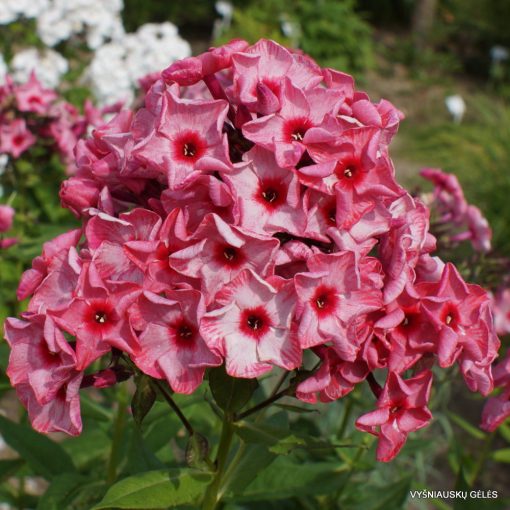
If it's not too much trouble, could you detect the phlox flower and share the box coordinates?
[296,346,369,403]
[223,146,306,235]
[55,263,141,370]
[134,90,231,189]
[130,290,221,394]
[170,213,279,303]
[230,38,322,114]
[242,78,344,168]
[481,350,510,431]
[4,314,82,435]
[200,269,301,378]
[0,205,15,232]
[356,370,433,462]
[294,251,382,360]
[14,71,57,114]
[0,118,36,158]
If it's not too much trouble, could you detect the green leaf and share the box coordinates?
[447,412,487,440]
[453,468,477,510]
[80,394,113,422]
[131,374,156,427]
[37,476,106,510]
[0,459,24,482]
[61,428,110,471]
[498,422,510,443]
[142,410,181,456]
[235,416,357,456]
[342,477,411,510]
[492,448,510,463]
[0,415,75,479]
[226,457,347,502]
[121,427,164,476]
[208,365,258,413]
[221,444,277,497]
[268,435,306,455]
[93,469,213,509]
[36,473,87,510]
[0,486,17,506]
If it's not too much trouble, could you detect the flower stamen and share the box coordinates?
[95,311,107,324]
[262,188,278,203]
[223,247,237,261]
[178,325,193,339]
[247,315,263,330]
[183,143,196,157]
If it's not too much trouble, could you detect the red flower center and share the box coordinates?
[214,243,245,268]
[12,135,25,147]
[312,285,338,316]
[334,158,363,188]
[256,179,286,210]
[171,318,196,347]
[248,316,263,329]
[223,247,236,261]
[95,311,108,324]
[240,306,271,339]
[262,188,278,202]
[178,324,193,338]
[261,77,281,97]
[327,207,336,225]
[320,198,337,227]
[172,131,206,163]
[399,306,421,332]
[38,343,61,367]
[183,143,197,157]
[440,302,460,330]
[85,299,116,334]
[155,243,171,261]
[283,117,312,143]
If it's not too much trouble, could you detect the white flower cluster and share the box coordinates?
[84,22,191,105]
[0,0,192,104]
[10,48,69,89]
[37,0,124,49]
[0,0,48,25]
[0,0,124,50]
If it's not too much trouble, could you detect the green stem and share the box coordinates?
[216,372,289,499]
[235,363,321,422]
[331,441,367,504]
[336,398,353,440]
[235,386,291,421]
[217,441,246,500]
[153,379,194,435]
[270,371,289,398]
[202,416,235,510]
[106,387,128,485]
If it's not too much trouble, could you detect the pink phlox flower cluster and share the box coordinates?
[491,289,510,336]
[0,204,17,248]
[420,168,492,253]
[481,350,510,432]
[0,72,121,174]
[3,40,500,462]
